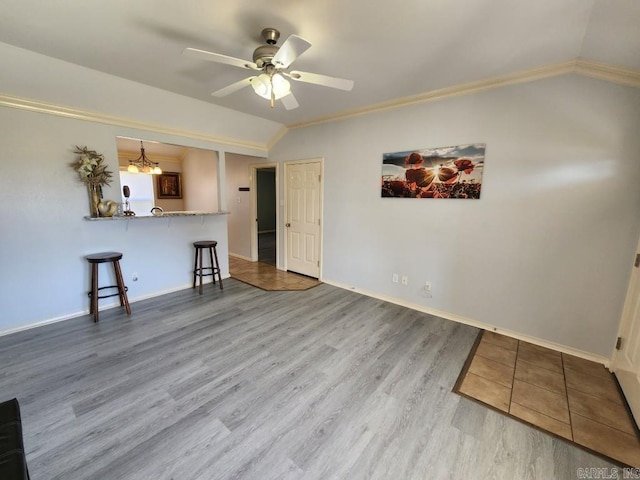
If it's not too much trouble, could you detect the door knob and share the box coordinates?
[285,223,291,227]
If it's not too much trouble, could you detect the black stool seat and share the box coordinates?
[193,241,223,294]
[86,252,124,263]
[193,241,217,248]
[85,251,131,322]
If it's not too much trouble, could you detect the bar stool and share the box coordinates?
[85,252,131,322]
[192,241,223,294]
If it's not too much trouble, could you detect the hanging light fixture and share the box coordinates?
[250,71,291,108]
[127,141,162,174]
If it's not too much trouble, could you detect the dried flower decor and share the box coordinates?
[71,146,113,187]
[71,146,113,217]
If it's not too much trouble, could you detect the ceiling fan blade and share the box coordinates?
[211,77,255,97]
[280,92,299,110]
[287,71,354,91]
[272,35,312,68]
[183,48,259,70]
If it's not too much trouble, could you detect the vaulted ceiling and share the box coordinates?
[1,0,638,126]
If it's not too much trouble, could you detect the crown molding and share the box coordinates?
[284,59,640,131]
[574,59,640,88]
[285,61,576,130]
[0,93,268,154]
[2,58,637,154]
[266,125,289,151]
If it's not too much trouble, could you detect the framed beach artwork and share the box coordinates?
[381,143,485,199]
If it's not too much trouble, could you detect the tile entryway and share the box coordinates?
[229,256,321,291]
[455,330,640,467]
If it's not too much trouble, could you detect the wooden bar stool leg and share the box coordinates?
[208,247,215,285]
[198,248,204,294]
[192,247,199,289]
[213,244,223,290]
[90,263,99,322]
[115,265,124,307]
[113,260,131,315]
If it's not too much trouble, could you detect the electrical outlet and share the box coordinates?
[401,275,408,286]
[424,281,431,291]
[392,273,399,283]
[132,272,138,282]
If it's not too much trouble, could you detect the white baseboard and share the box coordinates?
[0,311,87,337]
[0,276,232,339]
[323,278,612,368]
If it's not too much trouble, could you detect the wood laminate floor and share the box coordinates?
[0,280,616,479]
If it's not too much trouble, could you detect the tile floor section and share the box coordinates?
[228,256,321,291]
[455,330,640,467]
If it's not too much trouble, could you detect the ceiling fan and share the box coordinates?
[183,28,354,110]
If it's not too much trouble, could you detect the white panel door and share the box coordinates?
[285,161,321,278]
[613,239,640,425]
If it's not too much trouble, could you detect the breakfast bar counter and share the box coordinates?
[83,211,229,220]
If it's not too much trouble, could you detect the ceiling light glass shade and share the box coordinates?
[251,73,291,100]
[153,166,163,174]
[127,163,139,173]
[251,74,271,99]
[271,74,290,99]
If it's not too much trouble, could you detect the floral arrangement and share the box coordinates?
[71,146,113,187]
[71,146,114,217]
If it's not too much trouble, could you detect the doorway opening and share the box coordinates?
[257,167,276,265]
[250,163,278,266]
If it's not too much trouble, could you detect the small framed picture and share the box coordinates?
[157,172,182,199]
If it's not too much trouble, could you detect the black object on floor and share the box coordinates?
[0,398,30,480]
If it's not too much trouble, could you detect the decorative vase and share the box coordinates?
[88,184,101,217]
[98,200,117,217]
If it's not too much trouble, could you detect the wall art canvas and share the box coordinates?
[157,172,182,199]
[381,143,485,199]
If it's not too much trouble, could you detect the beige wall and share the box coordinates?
[225,153,268,259]
[182,148,219,212]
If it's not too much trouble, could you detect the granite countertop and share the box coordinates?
[84,211,229,220]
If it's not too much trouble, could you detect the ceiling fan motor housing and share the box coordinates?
[254,28,281,68]
[253,44,279,68]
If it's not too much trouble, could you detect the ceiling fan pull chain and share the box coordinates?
[270,75,275,108]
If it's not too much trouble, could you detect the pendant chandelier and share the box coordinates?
[127,141,162,175]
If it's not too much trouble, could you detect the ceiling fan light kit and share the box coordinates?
[250,73,291,102]
[183,27,354,110]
